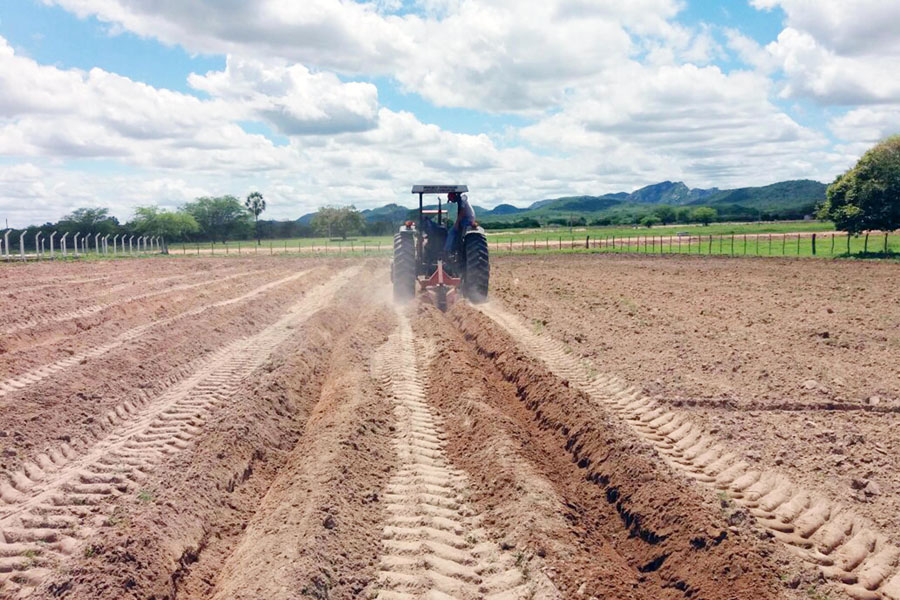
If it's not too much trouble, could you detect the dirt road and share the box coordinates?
[0,254,897,600]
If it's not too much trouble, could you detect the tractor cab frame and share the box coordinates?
[392,184,490,310]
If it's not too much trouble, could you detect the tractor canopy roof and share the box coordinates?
[411,185,468,194]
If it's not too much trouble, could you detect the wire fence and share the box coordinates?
[8,231,897,261]
[486,230,899,258]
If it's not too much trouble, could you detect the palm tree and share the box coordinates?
[245,191,266,245]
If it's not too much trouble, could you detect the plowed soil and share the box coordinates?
[1,253,897,600]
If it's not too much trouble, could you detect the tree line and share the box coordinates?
[1,194,402,251]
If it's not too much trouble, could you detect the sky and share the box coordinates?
[0,0,898,227]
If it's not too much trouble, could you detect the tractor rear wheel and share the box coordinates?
[393,232,416,302]
[462,232,490,303]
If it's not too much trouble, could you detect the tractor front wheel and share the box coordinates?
[393,232,416,302]
[462,232,489,303]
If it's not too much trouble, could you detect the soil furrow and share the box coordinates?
[0,269,311,398]
[0,267,358,598]
[372,311,546,600]
[1,270,253,336]
[475,300,900,600]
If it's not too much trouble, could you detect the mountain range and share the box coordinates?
[298,179,827,224]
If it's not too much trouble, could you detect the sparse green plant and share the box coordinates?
[83,545,97,558]
[531,319,544,335]
[136,490,153,503]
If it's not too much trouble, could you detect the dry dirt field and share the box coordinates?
[0,254,897,600]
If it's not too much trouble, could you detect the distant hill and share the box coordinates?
[489,203,522,215]
[696,180,826,209]
[297,179,827,225]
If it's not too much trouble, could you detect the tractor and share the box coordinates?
[391,184,490,310]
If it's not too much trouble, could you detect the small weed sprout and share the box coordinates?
[137,490,153,503]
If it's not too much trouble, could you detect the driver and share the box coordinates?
[445,192,475,254]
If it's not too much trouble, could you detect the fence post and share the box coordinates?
[812,233,816,256]
[730,234,734,256]
[743,234,747,255]
[830,233,835,255]
[708,235,713,254]
[755,234,759,255]
[797,234,801,255]
[270,240,273,255]
[782,234,786,255]
[863,232,869,253]
[585,235,589,249]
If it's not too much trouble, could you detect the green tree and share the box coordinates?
[312,205,365,240]
[131,206,199,241]
[640,214,661,228]
[245,191,266,245]
[57,207,120,236]
[653,205,676,224]
[818,135,900,236]
[675,207,693,223]
[691,206,718,226]
[182,196,252,242]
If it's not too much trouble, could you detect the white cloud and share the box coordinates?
[41,0,692,113]
[188,57,379,135]
[520,62,838,187]
[829,106,900,147]
[751,0,900,56]
[747,0,900,107]
[764,28,900,105]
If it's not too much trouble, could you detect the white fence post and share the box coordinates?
[50,231,57,258]
[3,230,9,261]
[73,233,80,257]
[129,235,134,255]
[93,233,100,254]
[19,231,26,261]
[35,232,42,259]
[103,234,110,255]
[113,234,119,256]
[61,232,68,258]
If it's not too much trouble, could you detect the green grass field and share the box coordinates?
[489,231,900,259]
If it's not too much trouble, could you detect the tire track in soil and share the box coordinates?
[372,310,543,600]
[0,267,358,598]
[3,276,112,296]
[477,301,900,600]
[0,269,312,399]
[1,271,254,335]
